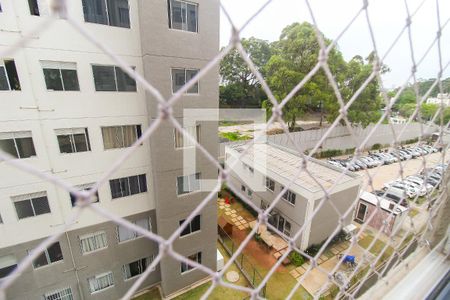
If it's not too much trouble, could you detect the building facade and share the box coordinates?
[426,93,450,106]
[225,143,362,250]
[0,0,219,299]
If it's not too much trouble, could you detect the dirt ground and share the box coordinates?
[356,151,450,191]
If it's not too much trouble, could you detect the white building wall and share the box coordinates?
[0,0,155,248]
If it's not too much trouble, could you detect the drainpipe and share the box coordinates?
[65,232,84,300]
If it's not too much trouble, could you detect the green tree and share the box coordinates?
[219,37,272,108]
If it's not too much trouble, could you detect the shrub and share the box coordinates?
[371,143,382,150]
[254,233,263,244]
[289,251,305,267]
[316,149,344,159]
[305,243,323,256]
[344,147,356,155]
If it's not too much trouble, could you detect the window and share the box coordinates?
[179,215,200,237]
[101,125,141,149]
[82,0,130,28]
[243,163,254,174]
[177,173,201,195]
[56,128,91,154]
[241,185,246,192]
[168,0,198,33]
[31,242,63,269]
[356,202,368,222]
[171,68,199,93]
[0,60,21,90]
[92,65,136,91]
[122,256,154,280]
[87,271,114,293]
[181,252,201,273]
[12,192,50,219]
[41,61,80,91]
[28,0,39,15]
[0,131,36,159]
[79,231,108,254]
[117,217,151,242]
[281,187,296,205]
[43,287,74,300]
[110,174,147,199]
[0,213,3,224]
[174,125,200,148]
[69,183,99,207]
[265,177,275,192]
[0,255,17,279]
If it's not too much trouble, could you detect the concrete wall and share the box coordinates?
[138,0,220,296]
[2,210,160,300]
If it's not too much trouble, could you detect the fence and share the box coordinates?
[218,226,267,297]
[0,0,449,300]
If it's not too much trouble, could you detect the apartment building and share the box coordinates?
[0,0,219,299]
[225,143,361,250]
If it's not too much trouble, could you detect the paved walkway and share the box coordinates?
[218,198,250,230]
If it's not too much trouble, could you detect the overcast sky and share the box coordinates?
[220,0,450,89]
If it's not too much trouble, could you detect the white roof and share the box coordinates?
[227,143,359,193]
[360,191,408,215]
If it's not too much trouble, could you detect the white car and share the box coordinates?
[403,179,428,196]
[386,182,417,198]
[406,176,433,193]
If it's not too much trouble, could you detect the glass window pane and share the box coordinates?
[102,127,124,149]
[170,0,183,29]
[61,69,80,91]
[186,69,199,93]
[107,0,130,28]
[0,264,17,279]
[43,69,63,91]
[47,242,63,263]
[28,0,40,15]
[128,260,140,277]
[32,252,48,268]
[15,137,36,158]
[92,65,116,91]
[82,0,108,25]
[115,67,136,92]
[32,197,51,215]
[73,133,89,152]
[4,60,21,90]
[172,69,185,93]
[129,176,140,195]
[0,139,18,158]
[0,66,9,90]
[192,215,200,232]
[14,200,34,219]
[57,135,74,153]
[187,4,197,32]
[179,219,191,236]
[138,174,147,193]
[110,179,122,199]
[177,176,185,195]
[119,178,130,197]
[122,125,137,147]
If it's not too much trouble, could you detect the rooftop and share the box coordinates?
[359,191,408,215]
[227,143,359,194]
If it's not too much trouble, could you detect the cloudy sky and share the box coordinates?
[220,0,450,89]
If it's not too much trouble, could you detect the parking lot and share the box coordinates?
[356,151,450,191]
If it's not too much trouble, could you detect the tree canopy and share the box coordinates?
[220,22,387,129]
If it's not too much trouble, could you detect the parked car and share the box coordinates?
[384,187,409,207]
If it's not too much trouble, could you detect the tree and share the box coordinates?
[219,38,272,108]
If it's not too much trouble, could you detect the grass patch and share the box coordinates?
[415,196,427,205]
[219,131,251,141]
[408,208,420,218]
[358,235,394,263]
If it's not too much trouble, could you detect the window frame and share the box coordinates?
[174,124,200,149]
[43,287,73,300]
[87,271,114,294]
[82,0,131,28]
[171,68,200,94]
[176,173,201,196]
[180,252,201,274]
[0,254,17,279]
[168,0,199,33]
[41,61,80,92]
[101,125,142,150]
[92,64,136,92]
[179,215,201,237]
[56,128,91,154]
[69,183,99,207]
[12,192,50,220]
[280,187,296,205]
[79,231,108,254]
[265,177,275,192]
[0,131,36,159]
[122,256,154,280]
[0,60,21,91]
[116,217,152,243]
[30,242,64,269]
[109,174,147,199]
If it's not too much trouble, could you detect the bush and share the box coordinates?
[305,243,322,256]
[344,147,356,155]
[371,143,382,150]
[314,149,344,159]
[289,251,305,267]
[330,230,347,246]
